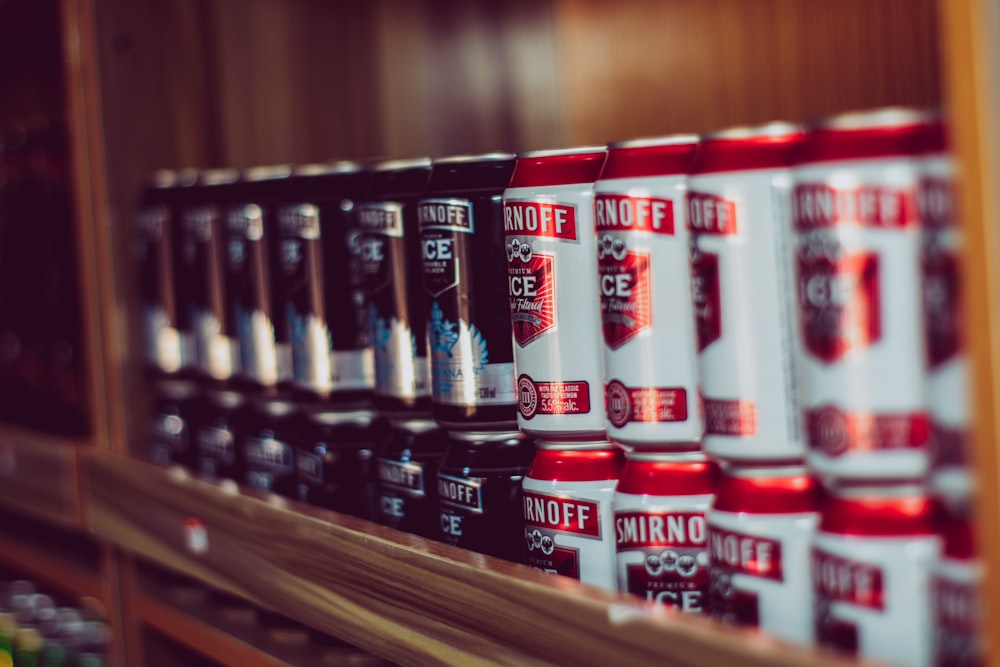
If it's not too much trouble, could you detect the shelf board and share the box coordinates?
[0,523,104,601]
[84,451,866,667]
[0,423,88,528]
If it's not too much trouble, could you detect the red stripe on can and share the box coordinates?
[713,471,820,515]
[688,125,803,175]
[616,456,718,496]
[819,490,939,537]
[599,138,698,180]
[508,149,607,188]
[525,447,625,482]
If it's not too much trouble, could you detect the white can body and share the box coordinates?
[592,176,703,446]
[932,556,982,667]
[502,184,606,438]
[688,169,803,461]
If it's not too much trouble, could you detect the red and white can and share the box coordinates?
[687,124,805,463]
[593,136,703,448]
[920,118,971,506]
[706,465,820,645]
[521,441,624,591]
[793,108,930,481]
[503,147,608,439]
[812,483,940,667]
[614,451,717,613]
[932,505,982,667]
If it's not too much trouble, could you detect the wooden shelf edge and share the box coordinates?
[0,531,104,601]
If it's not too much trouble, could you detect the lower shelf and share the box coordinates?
[84,451,862,667]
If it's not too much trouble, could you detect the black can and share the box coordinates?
[176,169,241,383]
[147,378,199,469]
[356,159,434,417]
[436,430,534,561]
[276,163,374,405]
[376,418,447,538]
[192,388,246,482]
[289,407,386,520]
[224,165,293,393]
[418,154,518,429]
[239,398,299,498]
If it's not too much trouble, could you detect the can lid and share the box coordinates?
[251,398,299,419]
[388,418,441,434]
[308,409,377,427]
[797,106,932,165]
[819,484,939,537]
[507,146,607,188]
[534,438,614,451]
[366,158,433,199]
[150,169,178,188]
[292,161,364,177]
[526,446,624,482]
[244,164,292,182]
[617,453,718,496]
[712,465,820,514]
[175,168,199,187]
[689,122,803,175]
[199,168,241,186]
[448,430,528,444]
[374,157,433,173]
[204,388,246,410]
[155,378,200,401]
[432,152,517,164]
[599,134,699,180]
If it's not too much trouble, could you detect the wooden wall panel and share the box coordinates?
[555,0,941,144]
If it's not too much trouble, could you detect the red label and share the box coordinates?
[598,240,651,349]
[690,246,722,351]
[687,192,738,236]
[507,243,556,346]
[919,178,956,230]
[708,568,760,627]
[708,526,783,581]
[517,376,590,420]
[522,491,602,537]
[812,548,885,610]
[703,397,756,436]
[797,250,881,363]
[923,247,961,368]
[605,382,688,428]
[594,194,675,235]
[626,556,709,613]
[805,405,929,457]
[793,184,918,230]
[504,201,578,240]
[524,534,580,579]
[616,511,707,549]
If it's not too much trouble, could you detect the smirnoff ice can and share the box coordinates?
[419,154,518,430]
[793,108,931,481]
[502,147,607,438]
[377,418,447,539]
[521,441,624,590]
[812,483,941,667]
[706,465,820,645]
[356,159,433,417]
[148,378,199,469]
[920,119,971,506]
[614,451,717,613]
[932,505,982,667]
[593,136,703,448]
[192,388,247,482]
[688,124,805,463]
[239,398,298,498]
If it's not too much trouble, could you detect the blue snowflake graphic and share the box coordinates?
[429,301,459,357]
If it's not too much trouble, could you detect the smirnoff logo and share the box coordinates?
[506,240,555,346]
[297,450,323,484]
[708,526,782,581]
[793,184,917,230]
[812,548,885,610]
[244,437,293,473]
[437,474,483,513]
[598,235,651,349]
[378,459,425,497]
[918,178,955,229]
[137,205,168,241]
[504,201,577,240]
[522,491,601,538]
[227,204,263,240]
[418,199,474,233]
[594,194,675,235]
[356,203,404,237]
[616,511,707,549]
[278,205,320,239]
[686,192,737,236]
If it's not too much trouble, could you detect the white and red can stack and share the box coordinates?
[706,465,820,645]
[614,451,717,613]
[502,147,608,439]
[686,124,805,464]
[931,505,982,667]
[592,136,703,448]
[792,108,931,482]
[812,483,940,667]
[521,441,624,591]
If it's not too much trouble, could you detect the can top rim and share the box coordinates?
[155,378,200,400]
[625,450,709,463]
[432,152,516,164]
[251,398,298,417]
[449,430,526,443]
[199,168,241,186]
[702,121,802,142]
[515,146,607,159]
[534,439,614,451]
[244,164,293,182]
[721,463,809,478]
[204,388,246,408]
[811,106,931,132]
[389,417,440,433]
[374,157,433,172]
[607,134,700,150]
[308,409,376,426]
[293,160,364,177]
[150,169,177,188]
[175,168,199,186]
[825,481,928,498]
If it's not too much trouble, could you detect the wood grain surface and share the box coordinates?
[0,424,86,527]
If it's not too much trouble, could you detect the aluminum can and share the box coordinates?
[436,430,534,560]
[277,163,374,404]
[176,169,242,382]
[418,154,518,429]
[192,388,247,482]
[919,119,971,505]
[812,483,940,667]
[148,377,199,470]
[502,147,607,438]
[288,407,386,520]
[224,165,293,392]
[688,124,805,463]
[932,505,982,667]
[593,136,703,448]
[238,398,299,498]
[793,108,930,481]
[706,465,820,645]
[377,418,448,538]
[614,451,717,613]
[521,441,624,591]
[355,159,434,417]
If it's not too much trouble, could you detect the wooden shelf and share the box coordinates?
[0,523,104,602]
[83,450,867,667]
